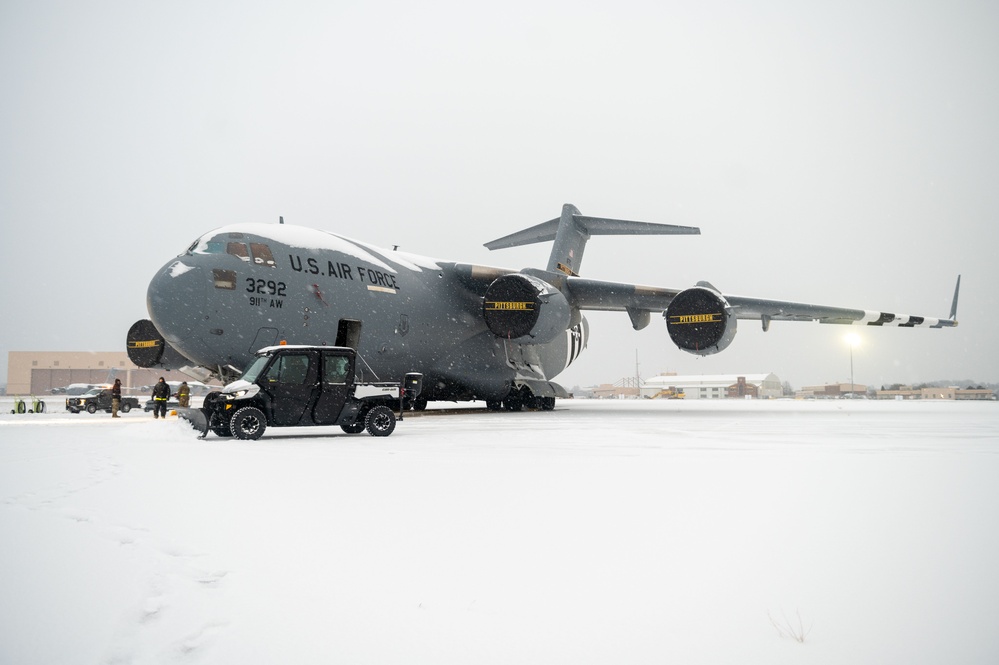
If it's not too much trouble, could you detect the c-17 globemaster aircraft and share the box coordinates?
[127,204,960,410]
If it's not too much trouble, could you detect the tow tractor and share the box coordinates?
[179,344,422,440]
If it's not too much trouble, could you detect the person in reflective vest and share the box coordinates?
[151,377,170,419]
[177,381,191,408]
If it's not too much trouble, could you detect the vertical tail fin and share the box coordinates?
[484,203,700,276]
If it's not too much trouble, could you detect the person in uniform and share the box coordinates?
[152,377,170,419]
[111,378,122,418]
[177,381,191,408]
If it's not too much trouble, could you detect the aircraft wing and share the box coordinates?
[443,262,959,330]
[565,275,961,329]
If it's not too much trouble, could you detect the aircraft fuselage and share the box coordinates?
[141,224,586,403]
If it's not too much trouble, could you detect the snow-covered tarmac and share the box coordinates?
[2,398,997,664]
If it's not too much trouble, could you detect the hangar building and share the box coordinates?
[6,351,201,396]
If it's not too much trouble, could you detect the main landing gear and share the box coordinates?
[487,386,556,412]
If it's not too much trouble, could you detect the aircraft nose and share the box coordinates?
[147,260,212,359]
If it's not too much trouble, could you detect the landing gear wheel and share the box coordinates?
[365,405,396,437]
[486,400,503,411]
[231,406,266,440]
[503,386,533,412]
[340,421,366,434]
[540,396,556,411]
[86,403,98,414]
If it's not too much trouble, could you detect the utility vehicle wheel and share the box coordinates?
[231,406,266,440]
[340,421,366,434]
[412,397,428,411]
[365,405,396,437]
[87,403,98,414]
[209,412,233,437]
[121,403,132,413]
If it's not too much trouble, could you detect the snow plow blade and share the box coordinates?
[177,407,210,438]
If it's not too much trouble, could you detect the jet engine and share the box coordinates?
[483,274,571,343]
[664,285,737,355]
[127,319,191,369]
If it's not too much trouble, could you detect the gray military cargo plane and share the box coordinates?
[128,203,959,410]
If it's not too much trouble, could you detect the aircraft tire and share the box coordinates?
[231,406,267,440]
[486,400,502,411]
[87,403,98,414]
[365,405,396,437]
[540,397,556,411]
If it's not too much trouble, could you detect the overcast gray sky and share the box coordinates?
[2,0,997,391]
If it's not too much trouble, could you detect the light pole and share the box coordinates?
[845,333,860,398]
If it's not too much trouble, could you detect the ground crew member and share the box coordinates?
[111,378,122,418]
[177,381,191,408]
[152,377,170,419]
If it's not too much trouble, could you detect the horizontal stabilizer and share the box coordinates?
[485,203,699,275]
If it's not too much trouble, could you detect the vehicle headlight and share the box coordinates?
[230,390,248,398]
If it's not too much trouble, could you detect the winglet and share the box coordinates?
[949,274,961,321]
[485,203,700,276]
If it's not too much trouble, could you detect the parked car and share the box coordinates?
[66,389,140,414]
[144,397,180,412]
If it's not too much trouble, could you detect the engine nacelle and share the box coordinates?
[126,319,191,369]
[483,274,571,344]
[665,286,737,355]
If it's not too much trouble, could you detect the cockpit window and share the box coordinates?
[227,242,250,261]
[188,237,232,255]
[187,234,274,266]
[250,243,276,267]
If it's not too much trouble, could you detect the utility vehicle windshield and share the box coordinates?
[240,355,273,384]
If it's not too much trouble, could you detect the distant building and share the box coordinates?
[797,383,868,399]
[874,386,995,401]
[591,383,640,399]
[641,373,783,400]
[6,351,211,396]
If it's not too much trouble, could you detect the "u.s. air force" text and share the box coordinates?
[288,255,400,291]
